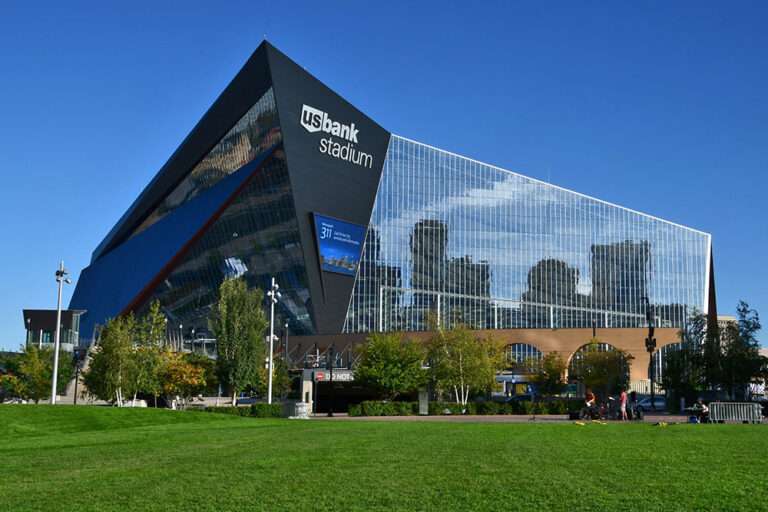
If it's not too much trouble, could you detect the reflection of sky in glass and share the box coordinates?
[345,135,710,332]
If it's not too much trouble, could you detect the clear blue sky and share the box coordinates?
[1,1,766,351]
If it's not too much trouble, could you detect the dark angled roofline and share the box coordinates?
[91,41,277,262]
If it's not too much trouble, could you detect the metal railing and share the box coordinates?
[709,402,763,423]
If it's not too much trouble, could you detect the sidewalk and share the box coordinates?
[312,413,690,423]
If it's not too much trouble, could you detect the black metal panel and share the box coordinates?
[266,45,391,335]
[91,43,274,262]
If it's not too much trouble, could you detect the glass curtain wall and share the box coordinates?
[131,88,281,237]
[344,135,710,333]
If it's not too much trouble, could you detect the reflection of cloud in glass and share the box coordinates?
[347,135,710,331]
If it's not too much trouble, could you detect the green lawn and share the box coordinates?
[0,407,766,511]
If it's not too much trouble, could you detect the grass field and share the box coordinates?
[1,406,766,511]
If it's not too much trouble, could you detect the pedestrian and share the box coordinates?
[619,387,628,421]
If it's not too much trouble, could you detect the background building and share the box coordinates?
[69,42,716,395]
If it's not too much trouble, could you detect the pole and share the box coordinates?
[73,353,80,406]
[284,322,289,364]
[327,345,335,417]
[267,277,279,404]
[50,261,65,405]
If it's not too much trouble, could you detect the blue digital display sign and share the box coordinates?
[312,213,366,276]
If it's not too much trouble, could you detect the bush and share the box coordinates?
[358,401,417,416]
[201,404,282,418]
[475,401,500,415]
[428,402,477,415]
[251,403,282,418]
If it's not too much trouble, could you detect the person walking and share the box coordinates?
[619,387,628,421]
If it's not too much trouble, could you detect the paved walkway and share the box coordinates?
[312,413,689,423]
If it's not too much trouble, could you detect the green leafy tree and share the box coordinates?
[426,325,505,407]
[661,314,707,405]
[132,301,166,406]
[533,352,567,397]
[354,333,427,400]
[720,301,766,400]
[13,345,74,403]
[19,345,49,403]
[184,352,219,396]
[570,342,633,400]
[210,278,268,405]
[83,315,138,405]
[660,347,703,407]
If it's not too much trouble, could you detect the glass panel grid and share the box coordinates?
[344,136,710,333]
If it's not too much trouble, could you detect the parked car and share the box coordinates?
[637,397,666,412]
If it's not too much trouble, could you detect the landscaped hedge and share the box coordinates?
[200,403,283,418]
[348,401,418,417]
[348,399,583,416]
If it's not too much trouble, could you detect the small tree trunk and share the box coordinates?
[231,390,237,407]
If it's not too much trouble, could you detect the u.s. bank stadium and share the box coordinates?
[67,42,716,408]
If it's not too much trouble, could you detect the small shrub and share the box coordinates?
[476,401,500,415]
[428,402,477,415]
[348,404,362,417]
[250,403,282,418]
[358,401,417,416]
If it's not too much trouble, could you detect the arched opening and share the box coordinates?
[568,342,630,399]
[507,343,543,372]
[497,343,543,397]
[650,342,682,383]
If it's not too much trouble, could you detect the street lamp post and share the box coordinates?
[266,277,281,404]
[284,322,289,366]
[642,297,657,411]
[25,318,31,348]
[51,261,71,405]
[327,344,335,418]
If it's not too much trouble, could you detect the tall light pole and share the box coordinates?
[642,296,657,411]
[51,261,71,405]
[266,277,281,404]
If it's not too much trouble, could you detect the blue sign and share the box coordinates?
[313,213,366,276]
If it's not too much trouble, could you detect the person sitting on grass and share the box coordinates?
[692,398,709,423]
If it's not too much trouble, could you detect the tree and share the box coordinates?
[210,278,268,405]
[720,301,766,400]
[354,333,426,400]
[256,357,292,400]
[159,351,206,401]
[11,345,74,403]
[132,301,166,406]
[184,352,219,396]
[570,342,633,400]
[532,352,567,397]
[426,325,505,407]
[18,345,50,403]
[83,315,137,405]
[660,314,707,405]
[660,347,703,406]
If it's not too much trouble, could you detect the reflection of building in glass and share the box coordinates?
[344,136,710,333]
[591,241,650,315]
[407,219,491,329]
[68,41,713,397]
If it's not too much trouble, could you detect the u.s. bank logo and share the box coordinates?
[300,104,372,168]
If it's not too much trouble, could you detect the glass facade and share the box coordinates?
[135,148,314,337]
[131,88,281,237]
[127,89,314,337]
[507,343,543,372]
[344,135,710,333]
